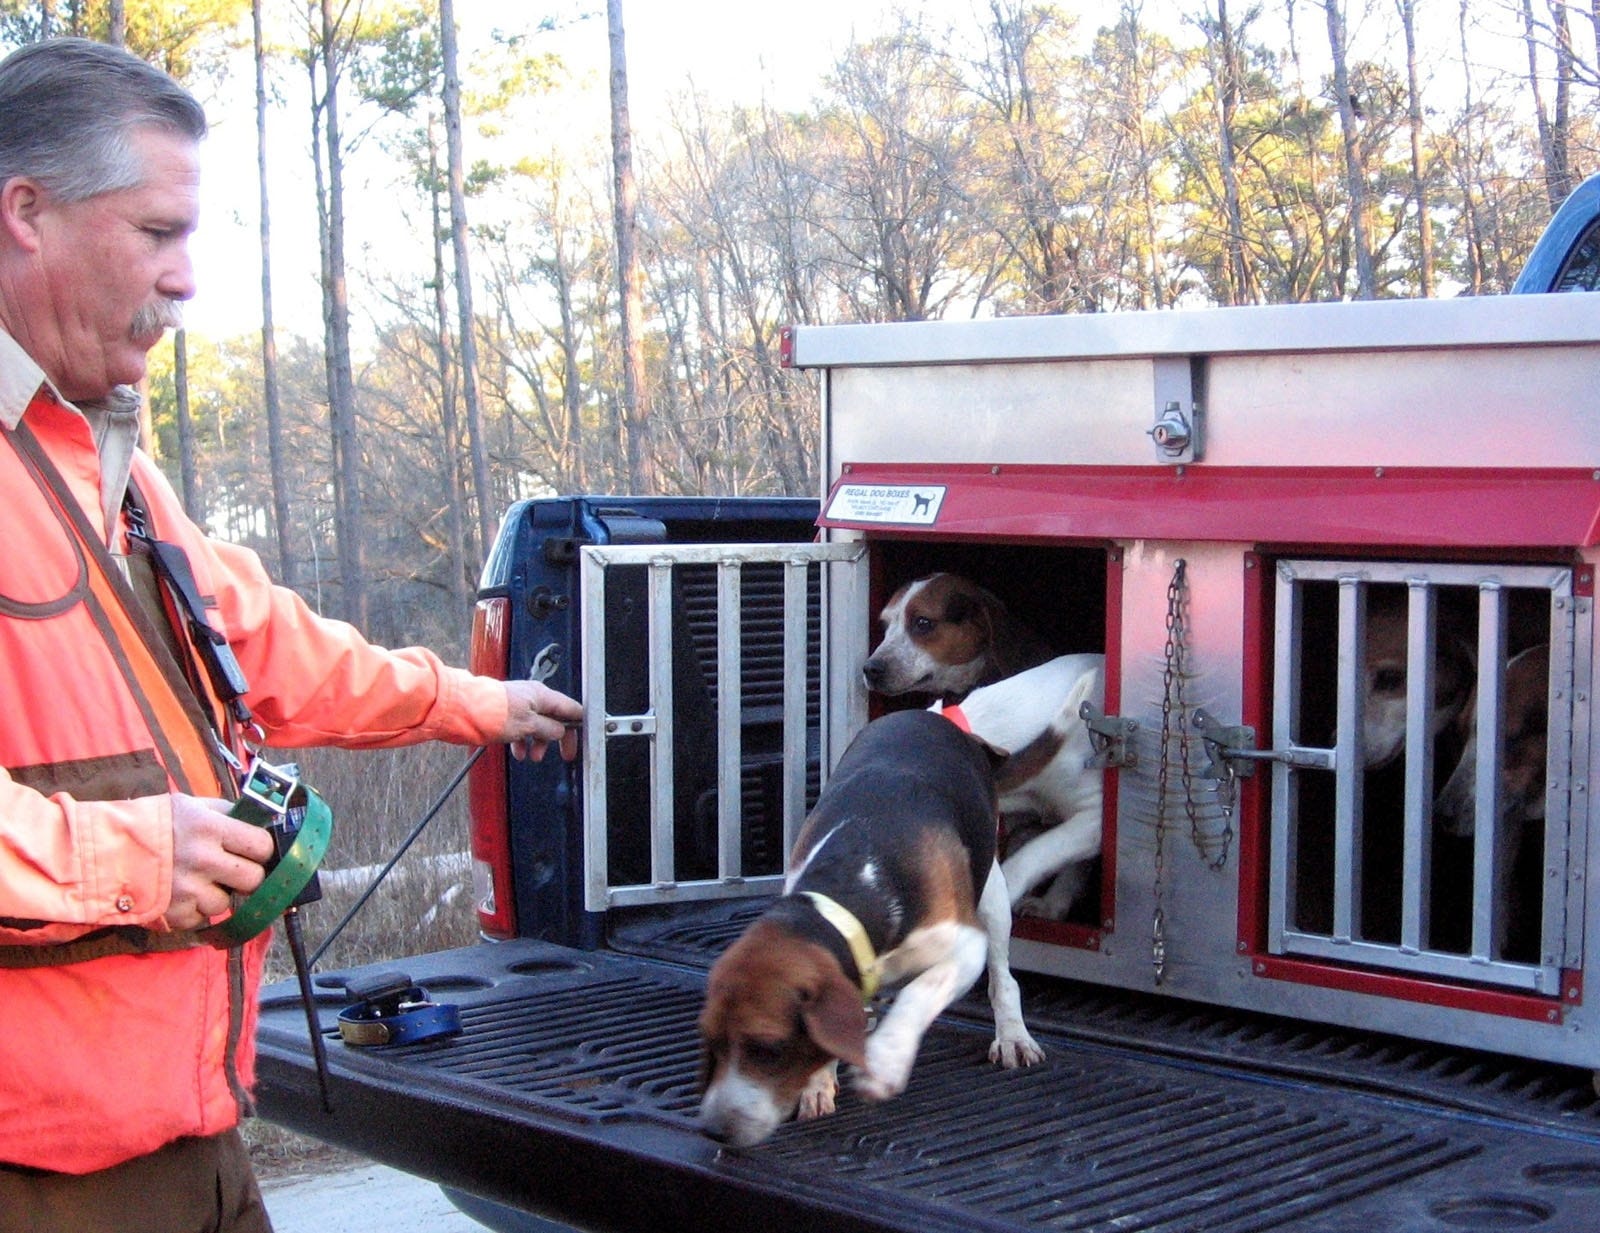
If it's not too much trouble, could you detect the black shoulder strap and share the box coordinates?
[123,479,253,727]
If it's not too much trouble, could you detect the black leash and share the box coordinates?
[308,745,485,970]
[309,640,565,968]
[304,642,568,1067]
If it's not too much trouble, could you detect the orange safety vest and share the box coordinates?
[0,389,510,1172]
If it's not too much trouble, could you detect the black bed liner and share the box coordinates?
[255,901,1600,1233]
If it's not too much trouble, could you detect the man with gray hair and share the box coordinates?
[0,38,582,1233]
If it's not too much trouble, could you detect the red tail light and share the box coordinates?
[469,597,516,939]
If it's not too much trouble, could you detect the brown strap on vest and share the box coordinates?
[0,923,210,967]
[5,416,233,798]
[0,413,237,966]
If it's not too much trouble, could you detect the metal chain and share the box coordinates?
[1153,557,1238,986]
[1170,574,1234,873]
[1212,762,1239,854]
[1151,559,1184,985]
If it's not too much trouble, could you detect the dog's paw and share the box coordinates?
[856,1039,914,1102]
[853,1067,903,1103]
[796,1071,838,1120]
[989,1029,1045,1069]
[1014,894,1052,919]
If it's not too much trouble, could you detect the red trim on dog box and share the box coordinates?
[1098,549,1124,936]
[1251,955,1566,1024]
[939,705,972,734]
[821,465,1600,549]
[1234,551,1272,956]
[1012,916,1101,951]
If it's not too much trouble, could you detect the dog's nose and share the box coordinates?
[862,659,886,688]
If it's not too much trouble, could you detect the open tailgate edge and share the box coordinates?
[255,939,1600,1233]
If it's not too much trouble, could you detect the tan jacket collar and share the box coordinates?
[0,324,47,430]
[0,325,144,535]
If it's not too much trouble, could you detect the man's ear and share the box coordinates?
[800,972,869,1071]
[0,178,46,251]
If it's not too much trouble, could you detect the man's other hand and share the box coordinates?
[164,795,275,931]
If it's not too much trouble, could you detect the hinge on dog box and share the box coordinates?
[1080,701,1138,769]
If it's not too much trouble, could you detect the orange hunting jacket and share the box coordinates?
[0,332,512,1173]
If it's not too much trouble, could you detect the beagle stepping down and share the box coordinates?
[698,709,1045,1147]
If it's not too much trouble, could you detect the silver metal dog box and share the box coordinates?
[571,294,1599,1072]
[787,294,1600,1071]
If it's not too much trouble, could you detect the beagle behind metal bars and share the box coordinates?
[697,708,1044,1147]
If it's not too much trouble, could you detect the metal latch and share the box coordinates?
[1149,402,1196,457]
[1148,356,1204,464]
[1191,709,1335,778]
[1080,702,1138,769]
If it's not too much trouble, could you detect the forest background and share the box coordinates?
[3,0,1593,653]
[0,0,1595,975]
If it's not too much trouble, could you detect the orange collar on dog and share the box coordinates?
[939,704,971,733]
[798,891,880,1001]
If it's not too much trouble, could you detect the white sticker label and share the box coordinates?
[825,484,946,525]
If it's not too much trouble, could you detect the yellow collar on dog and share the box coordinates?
[799,890,880,1001]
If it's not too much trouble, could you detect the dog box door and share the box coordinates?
[1267,560,1590,996]
[577,541,868,913]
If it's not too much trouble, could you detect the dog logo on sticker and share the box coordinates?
[825,484,945,526]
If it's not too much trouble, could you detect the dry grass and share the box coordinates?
[240,1117,364,1182]
[259,741,485,983]
[248,740,488,1171]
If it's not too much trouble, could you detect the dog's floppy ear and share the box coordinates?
[947,586,1002,648]
[800,971,869,1070]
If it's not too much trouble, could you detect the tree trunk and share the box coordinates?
[1549,0,1574,207]
[1398,0,1434,296]
[317,0,367,629]
[1455,0,1485,294]
[307,16,337,610]
[1324,0,1376,298]
[1521,0,1573,213]
[1593,0,1600,77]
[1211,1,1253,305]
[1126,8,1167,310]
[106,0,123,45]
[607,0,654,492]
[174,328,200,519]
[427,123,469,606]
[555,262,587,490]
[438,0,495,560]
[255,0,296,588]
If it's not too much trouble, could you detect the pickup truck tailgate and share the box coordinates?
[255,905,1600,1233]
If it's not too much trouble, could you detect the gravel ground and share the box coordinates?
[261,1156,490,1232]
[247,1122,489,1232]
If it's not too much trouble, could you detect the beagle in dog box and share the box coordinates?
[942,653,1106,920]
[862,572,1055,701]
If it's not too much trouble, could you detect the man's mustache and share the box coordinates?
[130,299,183,338]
